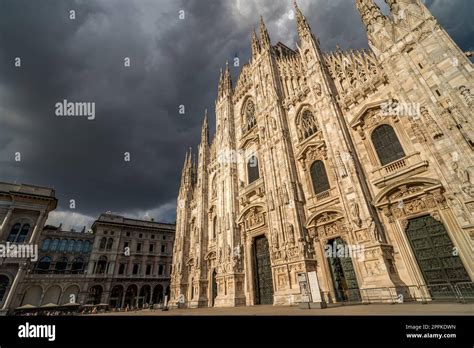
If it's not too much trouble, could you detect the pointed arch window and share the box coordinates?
[297,109,318,140]
[371,124,405,166]
[244,99,256,132]
[247,155,260,184]
[310,160,330,194]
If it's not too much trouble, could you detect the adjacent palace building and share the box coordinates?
[0,182,175,314]
[171,0,474,307]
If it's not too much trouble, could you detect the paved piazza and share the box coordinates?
[94,303,474,316]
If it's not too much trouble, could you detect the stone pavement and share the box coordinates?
[95,302,474,316]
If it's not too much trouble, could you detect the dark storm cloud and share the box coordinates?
[0,0,472,229]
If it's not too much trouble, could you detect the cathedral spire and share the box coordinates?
[251,28,260,57]
[201,109,209,145]
[218,61,233,99]
[355,0,386,32]
[181,147,193,186]
[259,16,271,49]
[293,0,312,39]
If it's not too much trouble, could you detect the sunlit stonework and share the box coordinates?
[171,0,473,307]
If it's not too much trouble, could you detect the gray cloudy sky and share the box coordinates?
[0,0,472,230]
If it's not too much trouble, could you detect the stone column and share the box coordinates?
[27,210,47,244]
[0,207,14,237]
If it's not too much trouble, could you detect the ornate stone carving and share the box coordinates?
[350,200,362,228]
[420,106,443,139]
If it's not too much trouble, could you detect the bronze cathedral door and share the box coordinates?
[405,215,470,297]
[253,235,274,305]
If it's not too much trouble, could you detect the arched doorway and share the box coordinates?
[124,285,138,309]
[152,284,164,304]
[211,269,217,306]
[109,285,124,308]
[138,285,151,308]
[326,237,361,302]
[253,235,274,305]
[87,285,103,305]
[405,215,470,297]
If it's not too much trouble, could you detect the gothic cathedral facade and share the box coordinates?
[170,0,474,307]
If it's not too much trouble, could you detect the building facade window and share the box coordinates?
[50,239,59,251]
[118,263,126,275]
[99,237,107,251]
[247,155,259,184]
[161,244,166,253]
[310,160,330,194]
[297,109,318,140]
[75,240,83,253]
[212,217,217,239]
[371,124,405,166]
[106,238,113,251]
[82,240,91,253]
[96,256,108,274]
[67,240,75,252]
[59,239,67,252]
[37,256,52,273]
[71,257,84,273]
[41,239,51,251]
[55,257,68,273]
[16,224,30,243]
[6,223,21,243]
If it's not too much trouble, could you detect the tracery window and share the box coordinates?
[310,160,330,194]
[371,124,405,166]
[297,109,318,140]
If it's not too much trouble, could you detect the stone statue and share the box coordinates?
[350,201,362,228]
